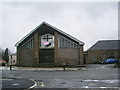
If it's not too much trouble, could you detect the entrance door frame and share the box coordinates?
[39,48,54,63]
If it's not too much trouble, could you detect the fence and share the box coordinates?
[55,58,80,66]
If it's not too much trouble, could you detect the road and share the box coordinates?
[1,77,36,90]
[1,64,119,89]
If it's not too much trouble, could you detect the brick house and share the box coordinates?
[15,22,84,67]
[9,53,17,65]
[87,40,120,64]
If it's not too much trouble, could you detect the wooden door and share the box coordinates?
[40,49,54,63]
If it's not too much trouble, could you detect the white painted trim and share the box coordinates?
[15,21,84,47]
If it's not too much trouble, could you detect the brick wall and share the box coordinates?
[33,32,39,66]
[87,49,120,64]
[19,49,34,66]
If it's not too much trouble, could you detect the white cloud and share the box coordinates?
[0,3,2,48]
[1,2,118,52]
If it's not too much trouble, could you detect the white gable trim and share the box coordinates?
[15,21,84,46]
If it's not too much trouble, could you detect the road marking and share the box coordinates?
[13,83,19,86]
[84,86,89,88]
[84,80,118,83]
[28,79,37,89]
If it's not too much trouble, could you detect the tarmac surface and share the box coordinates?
[1,77,36,90]
[1,64,120,90]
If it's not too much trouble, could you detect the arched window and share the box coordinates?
[40,34,54,48]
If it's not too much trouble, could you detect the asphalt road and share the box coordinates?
[1,64,119,89]
[1,77,36,90]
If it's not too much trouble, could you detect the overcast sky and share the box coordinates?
[0,1,118,53]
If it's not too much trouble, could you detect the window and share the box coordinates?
[40,34,54,48]
[59,35,79,48]
[64,39,67,47]
[68,41,70,47]
[20,37,34,49]
[60,36,64,47]
[71,42,73,48]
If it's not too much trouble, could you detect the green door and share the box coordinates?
[39,49,54,63]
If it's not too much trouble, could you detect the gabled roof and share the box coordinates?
[15,21,84,46]
[88,40,120,50]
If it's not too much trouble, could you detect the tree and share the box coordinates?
[3,48,9,64]
[0,48,4,59]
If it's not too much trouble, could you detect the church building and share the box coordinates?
[15,22,84,67]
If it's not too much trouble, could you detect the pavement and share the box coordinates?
[0,66,81,71]
[1,77,36,90]
[1,64,120,89]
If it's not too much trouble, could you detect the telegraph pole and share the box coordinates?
[10,55,12,70]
